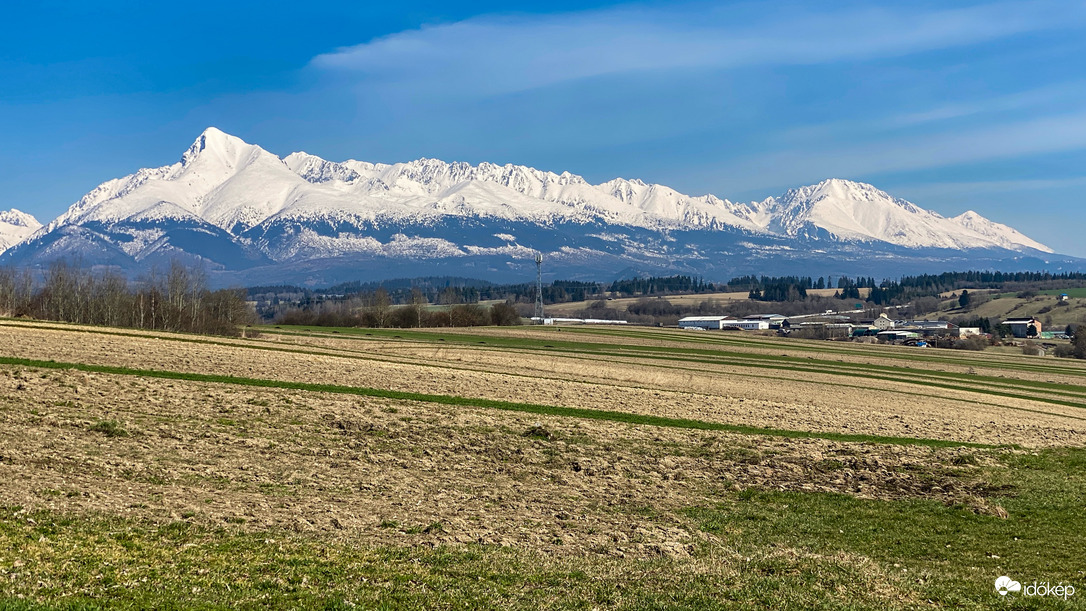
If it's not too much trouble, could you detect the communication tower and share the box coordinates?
[534,252,544,323]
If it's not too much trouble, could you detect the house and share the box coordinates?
[1001,317,1042,338]
[872,313,894,330]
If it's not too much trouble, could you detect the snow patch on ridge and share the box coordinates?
[0,209,42,253]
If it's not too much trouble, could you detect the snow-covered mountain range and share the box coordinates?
[2,127,1077,285]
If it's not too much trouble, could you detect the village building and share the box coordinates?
[1001,317,1042,338]
[743,313,788,329]
[872,313,895,330]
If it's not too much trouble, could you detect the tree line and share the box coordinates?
[273,287,521,328]
[0,261,253,336]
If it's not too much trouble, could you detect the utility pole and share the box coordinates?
[534,252,544,323]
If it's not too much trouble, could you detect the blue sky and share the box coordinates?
[3,0,1085,255]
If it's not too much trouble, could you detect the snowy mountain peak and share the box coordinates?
[0,208,42,253]
[188,126,243,152]
[180,127,263,171]
[783,179,908,210]
[0,208,40,228]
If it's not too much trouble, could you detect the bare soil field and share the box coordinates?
[1,321,1083,447]
[0,367,1005,559]
[2,319,1085,608]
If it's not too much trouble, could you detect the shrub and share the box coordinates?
[489,301,522,326]
[954,336,989,351]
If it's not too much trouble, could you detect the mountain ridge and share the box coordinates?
[2,127,1075,286]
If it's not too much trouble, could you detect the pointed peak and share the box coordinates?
[782,178,899,206]
[812,178,879,193]
[194,126,247,148]
[181,127,261,169]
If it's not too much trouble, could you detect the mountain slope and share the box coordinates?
[951,210,1051,252]
[4,128,1073,284]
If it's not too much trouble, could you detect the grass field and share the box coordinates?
[924,291,1086,329]
[1040,288,1086,298]
[2,319,1085,608]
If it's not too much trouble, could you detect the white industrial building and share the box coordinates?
[531,317,628,325]
[743,313,787,328]
[678,316,769,331]
[743,313,787,323]
[679,316,728,330]
[727,319,770,330]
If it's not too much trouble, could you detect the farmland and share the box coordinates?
[2,319,1085,608]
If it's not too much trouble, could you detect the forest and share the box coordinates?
[0,261,253,336]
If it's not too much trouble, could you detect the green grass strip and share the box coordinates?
[0,355,995,449]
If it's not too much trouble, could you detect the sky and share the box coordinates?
[2,0,1085,255]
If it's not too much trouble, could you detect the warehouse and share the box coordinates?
[678,316,729,330]
[724,319,771,330]
[678,316,769,331]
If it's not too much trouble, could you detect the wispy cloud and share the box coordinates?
[765,80,1086,158]
[898,176,1086,199]
[310,1,1083,97]
[713,110,1086,191]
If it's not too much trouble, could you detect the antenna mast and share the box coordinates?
[534,252,544,323]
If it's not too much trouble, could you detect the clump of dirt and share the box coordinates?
[522,423,553,440]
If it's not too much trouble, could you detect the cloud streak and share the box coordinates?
[310,1,1084,97]
[712,110,1086,192]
